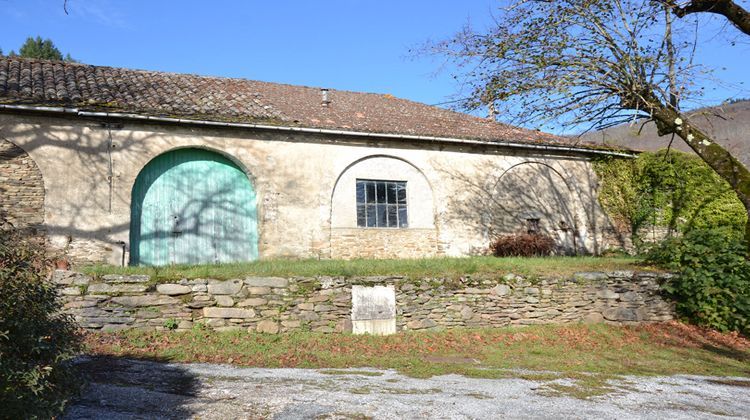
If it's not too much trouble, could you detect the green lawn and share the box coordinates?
[84,322,749,398]
[78,256,654,281]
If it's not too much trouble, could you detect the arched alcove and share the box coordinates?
[492,162,581,254]
[0,139,45,234]
[130,147,258,265]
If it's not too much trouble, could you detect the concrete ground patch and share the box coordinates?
[64,357,750,419]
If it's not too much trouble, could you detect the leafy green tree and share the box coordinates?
[4,36,75,62]
[431,0,750,251]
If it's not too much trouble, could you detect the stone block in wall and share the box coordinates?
[215,296,234,307]
[609,271,635,279]
[203,307,256,319]
[244,277,289,288]
[52,270,91,286]
[246,286,271,295]
[156,284,192,295]
[102,274,151,283]
[112,295,178,307]
[603,307,638,322]
[573,272,609,282]
[256,320,279,334]
[185,297,216,309]
[491,284,511,296]
[207,279,243,295]
[596,289,620,300]
[191,284,208,292]
[60,287,82,296]
[237,298,267,307]
[406,319,437,330]
[619,291,641,302]
[87,283,148,294]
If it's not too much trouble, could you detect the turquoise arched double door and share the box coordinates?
[130,148,258,266]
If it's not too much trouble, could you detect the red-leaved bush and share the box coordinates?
[490,233,555,257]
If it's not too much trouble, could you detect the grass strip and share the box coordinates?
[83,322,749,381]
[79,256,654,282]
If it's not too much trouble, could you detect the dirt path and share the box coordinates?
[64,356,750,419]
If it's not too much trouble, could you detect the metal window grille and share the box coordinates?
[356,179,408,228]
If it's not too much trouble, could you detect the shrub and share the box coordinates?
[646,228,750,334]
[0,232,82,418]
[490,233,555,257]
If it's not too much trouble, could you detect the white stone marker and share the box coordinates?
[351,285,396,335]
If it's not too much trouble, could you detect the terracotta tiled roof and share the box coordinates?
[0,56,592,147]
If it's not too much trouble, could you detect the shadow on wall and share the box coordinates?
[64,355,200,419]
[437,160,620,255]
[1,116,319,265]
[1,118,162,262]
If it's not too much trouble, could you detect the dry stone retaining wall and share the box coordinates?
[55,270,674,333]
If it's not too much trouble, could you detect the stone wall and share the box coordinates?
[56,270,674,333]
[0,139,44,233]
[330,228,441,259]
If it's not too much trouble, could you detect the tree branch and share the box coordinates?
[664,0,750,35]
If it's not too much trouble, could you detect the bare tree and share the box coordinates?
[431,0,750,250]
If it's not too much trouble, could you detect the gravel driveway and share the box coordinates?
[64,356,750,419]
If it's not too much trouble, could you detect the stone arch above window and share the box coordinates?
[331,155,435,229]
[0,139,45,234]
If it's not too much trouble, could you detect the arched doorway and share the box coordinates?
[130,148,258,266]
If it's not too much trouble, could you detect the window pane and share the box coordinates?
[355,180,408,228]
[356,181,365,205]
[356,204,366,227]
[398,206,408,228]
[387,204,398,227]
[376,204,388,227]
[396,183,407,204]
[366,204,377,227]
[366,181,376,204]
[387,182,397,204]
[376,182,386,203]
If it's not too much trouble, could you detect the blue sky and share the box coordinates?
[1,0,748,130]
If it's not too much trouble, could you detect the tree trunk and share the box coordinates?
[651,105,750,252]
[669,0,750,36]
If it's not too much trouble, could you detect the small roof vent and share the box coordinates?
[487,103,499,120]
[321,88,331,107]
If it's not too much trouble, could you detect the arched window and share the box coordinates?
[331,155,434,229]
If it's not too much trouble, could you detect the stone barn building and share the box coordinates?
[0,57,627,266]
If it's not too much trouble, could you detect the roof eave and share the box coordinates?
[0,104,636,158]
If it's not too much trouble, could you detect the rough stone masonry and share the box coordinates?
[55,270,674,333]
